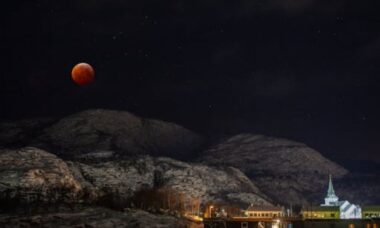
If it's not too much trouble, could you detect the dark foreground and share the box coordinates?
[204,218,380,228]
[0,207,203,228]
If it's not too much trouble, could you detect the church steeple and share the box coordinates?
[327,174,336,197]
[322,174,339,206]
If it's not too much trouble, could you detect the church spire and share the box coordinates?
[323,174,339,206]
[327,174,336,197]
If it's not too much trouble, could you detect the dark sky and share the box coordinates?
[1,0,380,165]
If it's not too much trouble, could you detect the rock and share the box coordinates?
[2,110,377,208]
[154,157,271,206]
[0,109,203,160]
[0,147,82,206]
[67,157,156,205]
[199,134,349,205]
[0,207,201,228]
[38,109,203,159]
[0,146,269,209]
[69,156,271,207]
[76,151,116,162]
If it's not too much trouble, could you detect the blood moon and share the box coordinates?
[71,63,95,86]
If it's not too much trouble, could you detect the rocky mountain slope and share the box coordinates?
[0,147,82,205]
[1,109,379,209]
[0,109,203,160]
[41,110,203,159]
[199,134,349,205]
[71,155,270,207]
[0,147,270,209]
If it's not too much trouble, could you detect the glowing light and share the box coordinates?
[272,219,281,228]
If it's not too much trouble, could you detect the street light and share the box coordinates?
[209,205,214,218]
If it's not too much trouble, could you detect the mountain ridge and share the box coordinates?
[1,109,379,207]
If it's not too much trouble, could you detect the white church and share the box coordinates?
[321,175,362,219]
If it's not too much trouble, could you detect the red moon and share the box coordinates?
[71,63,95,86]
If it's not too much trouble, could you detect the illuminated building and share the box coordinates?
[245,205,284,218]
[362,206,380,218]
[322,175,339,206]
[321,175,361,219]
[301,206,340,219]
[302,175,362,219]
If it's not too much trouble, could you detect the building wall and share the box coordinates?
[339,202,362,219]
[362,210,380,218]
[245,210,283,218]
[302,210,340,219]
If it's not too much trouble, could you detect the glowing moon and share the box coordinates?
[71,63,95,86]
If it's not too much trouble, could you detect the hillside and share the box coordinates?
[0,109,203,160]
[199,134,349,205]
[0,147,270,210]
[1,109,379,209]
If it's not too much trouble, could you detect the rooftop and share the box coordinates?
[362,206,380,211]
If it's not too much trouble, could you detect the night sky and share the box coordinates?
[1,0,379,166]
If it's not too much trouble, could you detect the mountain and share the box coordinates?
[0,109,203,160]
[69,155,271,207]
[0,147,270,210]
[0,147,82,207]
[1,109,379,210]
[334,173,380,205]
[0,118,54,147]
[198,134,349,205]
